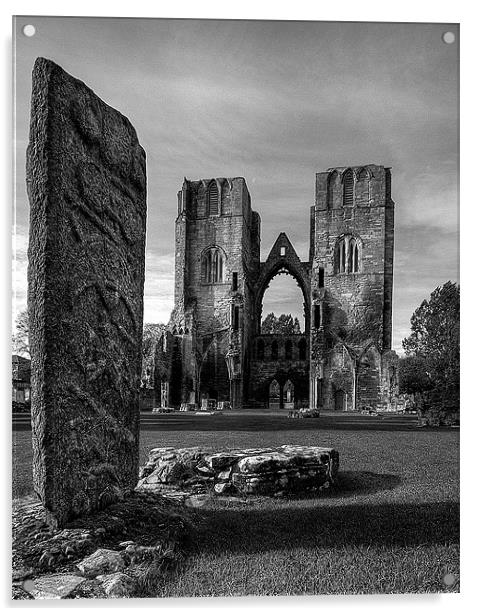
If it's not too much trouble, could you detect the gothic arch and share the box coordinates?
[207,180,219,216]
[342,168,354,207]
[334,233,363,274]
[254,233,311,334]
[355,167,371,206]
[328,170,340,208]
[201,245,226,283]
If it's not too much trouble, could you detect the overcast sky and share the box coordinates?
[13,17,459,352]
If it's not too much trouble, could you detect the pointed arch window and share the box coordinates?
[335,235,361,274]
[271,340,279,361]
[269,379,280,398]
[201,247,225,283]
[343,169,354,207]
[208,181,219,215]
[328,170,339,208]
[285,339,293,360]
[356,168,370,206]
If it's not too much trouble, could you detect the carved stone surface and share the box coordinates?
[26,58,147,527]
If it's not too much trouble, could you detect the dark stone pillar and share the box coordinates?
[26,58,147,527]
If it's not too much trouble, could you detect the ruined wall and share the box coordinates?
[171,177,260,406]
[311,165,395,410]
[313,165,394,349]
[168,164,395,411]
[26,58,146,526]
[249,334,309,407]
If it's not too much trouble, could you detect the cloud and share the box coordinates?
[12,226,29,328]
[143,250,175,325]
[12,18,458,352]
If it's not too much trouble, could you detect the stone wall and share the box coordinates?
[311,165,395,410]
[166,164,395,411]
[171,177,260,407]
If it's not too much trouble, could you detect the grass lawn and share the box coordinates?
[12,414,460,596]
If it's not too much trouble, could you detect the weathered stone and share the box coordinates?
[137,445,338,497]
[213,481,236,495]
[77,548,125,577]
[155,165,396,411]
[26,58,147,527]
[97,572,136,598]
[204,452,248,471]
[25,573,85,599]
[145,460,187,484]
[12,567,33,582]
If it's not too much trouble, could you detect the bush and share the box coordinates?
[12,400,31,414]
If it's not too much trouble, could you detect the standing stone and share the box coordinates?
[26,58,147,527]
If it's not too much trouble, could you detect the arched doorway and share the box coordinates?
[199,337,229,403]
[249,233,311,409]
[334,388,346,411]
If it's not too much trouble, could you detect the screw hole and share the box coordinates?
[22,24,36,37]
[442,31,455,44]
[443,573,456,586]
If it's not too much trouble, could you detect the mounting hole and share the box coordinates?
[22,579,34,592]
[443,573,456,586]
[442,31,455,44]
[22,24,36,37]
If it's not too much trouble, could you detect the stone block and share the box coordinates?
[26,58,147,527]
[25,573,85,599]
[137,445,338,497]
[97,572,137,598]
[77,548,125,577]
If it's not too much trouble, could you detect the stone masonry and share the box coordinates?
[137,445,339,497]
[26,58,147,526]
[158,165,396,411]
[157,164,397,411]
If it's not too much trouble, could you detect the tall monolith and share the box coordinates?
[26,58,147,527]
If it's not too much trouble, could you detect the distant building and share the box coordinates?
[155,165,397,411]
[12,354,31,403]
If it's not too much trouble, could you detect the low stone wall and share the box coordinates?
[137,445,339,497]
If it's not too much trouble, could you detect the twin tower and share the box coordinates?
[158,165,396,411]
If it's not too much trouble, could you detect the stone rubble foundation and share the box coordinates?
[136,445,339,497]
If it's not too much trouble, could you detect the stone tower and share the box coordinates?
[310,165,395,411]
[157,165,396,412]
[169,177,260,408]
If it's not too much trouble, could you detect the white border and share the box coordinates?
[2,2,475,615]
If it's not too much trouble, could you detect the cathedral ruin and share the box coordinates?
[155,165,397,411]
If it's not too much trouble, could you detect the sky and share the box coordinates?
[12,17,459,352]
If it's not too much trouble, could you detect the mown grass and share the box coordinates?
[12,415,459,596]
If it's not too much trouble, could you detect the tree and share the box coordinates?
[12,309,30,358]
[261,312,302,335]
[397,355,433,415]
[402,281,459,417]
[141,323,162,388]
[261,312,277,334]
[277,314,294,335]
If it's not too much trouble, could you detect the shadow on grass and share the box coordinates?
[330,470,402,496]
[192,498,459,555]
[273,471,402,501]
